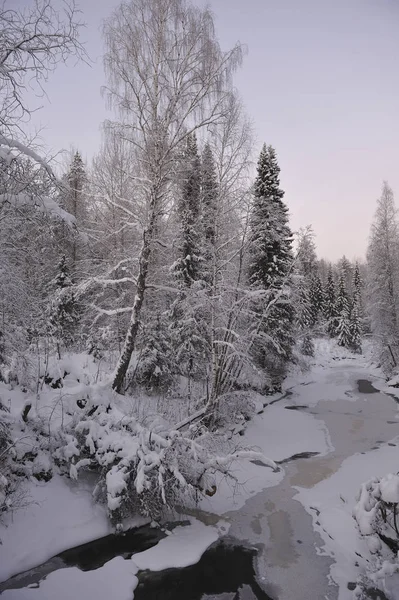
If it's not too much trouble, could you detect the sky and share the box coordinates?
[17,0,399,261]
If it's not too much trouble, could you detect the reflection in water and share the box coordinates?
[289,456,342,488]
[0,525,167,592]
[265,511,298,568]
[134,541,274,600]
[357,379,379,394]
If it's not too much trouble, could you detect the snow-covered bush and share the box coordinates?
[353,474,399,595]
[211,391,257,429]
[300,334,315,357]
[56,406,278,524]
[0,400,33,518]
[134,316,174,392]
[0,415,11,516]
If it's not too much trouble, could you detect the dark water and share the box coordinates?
[1,528,272,600]
[357,379,379,394]
[134,540,274,600]
[277,451,319,465]
[0,524,166,592]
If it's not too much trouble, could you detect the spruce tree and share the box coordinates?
[169,136,210,383]
[353,262,362,315]
[296,227,317,279]
[301,334,315,357]
[349,302,362,353]
[60,150,87,268]
[48,255,79,356]
[335,274,351,344]
[247,144,295,389]
[338,255,353,296]
[336,273,349,317]
[296,279,314,330]
[325,265,338,336]
[172,134,202,287]
[248,144,292,289]
[67,151,86,214]
[201,143,218,286]
[337,305,352,348]
[135,314,174,392]
[168,286,210,383]
[309,273,324,325]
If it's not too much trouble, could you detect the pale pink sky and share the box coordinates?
[17,0,399,261]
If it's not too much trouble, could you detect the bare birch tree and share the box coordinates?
[0,0,86,215]
[102,0,243,392]
[367,182,399,370]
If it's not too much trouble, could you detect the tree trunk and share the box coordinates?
[112,206,157,393]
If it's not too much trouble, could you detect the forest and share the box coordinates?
[1,1,399,599]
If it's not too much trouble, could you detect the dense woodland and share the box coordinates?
[1,0,398,527]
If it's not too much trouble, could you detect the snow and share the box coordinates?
[0,193,76,227]
[3,338,398,600]
[353,480,379,537]
[1,557,137,600]
[1,518,224,600]
[245,403,333,462]
[131,518,222,571]
[294,442,399,600]
[380,473,399,504]
[200,400,332,515]
[0,475,111,582]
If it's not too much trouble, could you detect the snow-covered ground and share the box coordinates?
[2,339,399,599]
[0,475,111,581]
[295,444,399,600]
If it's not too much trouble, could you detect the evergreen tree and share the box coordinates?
[248,144,293,289]
[296,227,317,279]
[247,144,295,389]
[169,136,210,384]
[337,305,352,348]
[172,134,202,287]
[335,274,353,347]
[309,273,324,324]
[60,150,87,268]
[48,255,79,356]
[301,333,315,357]
[353,262,362,315]
[296,279,314,330]
[336,273,349,317]
[168,286,210,383]
[349,302,362,353]
[325,265,338,336]
[338,255,353,296]
[201,143,218,286]
[66,151,86,214]
[135,314,174,392]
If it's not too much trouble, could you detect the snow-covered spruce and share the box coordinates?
[247,144,295,390]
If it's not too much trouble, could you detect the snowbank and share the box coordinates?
[1,518,223,600]
[0,475,111,582]
[294,441,399,600]
[131,518,223,571]
[200,402,332,515]
[1,557,136,600]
